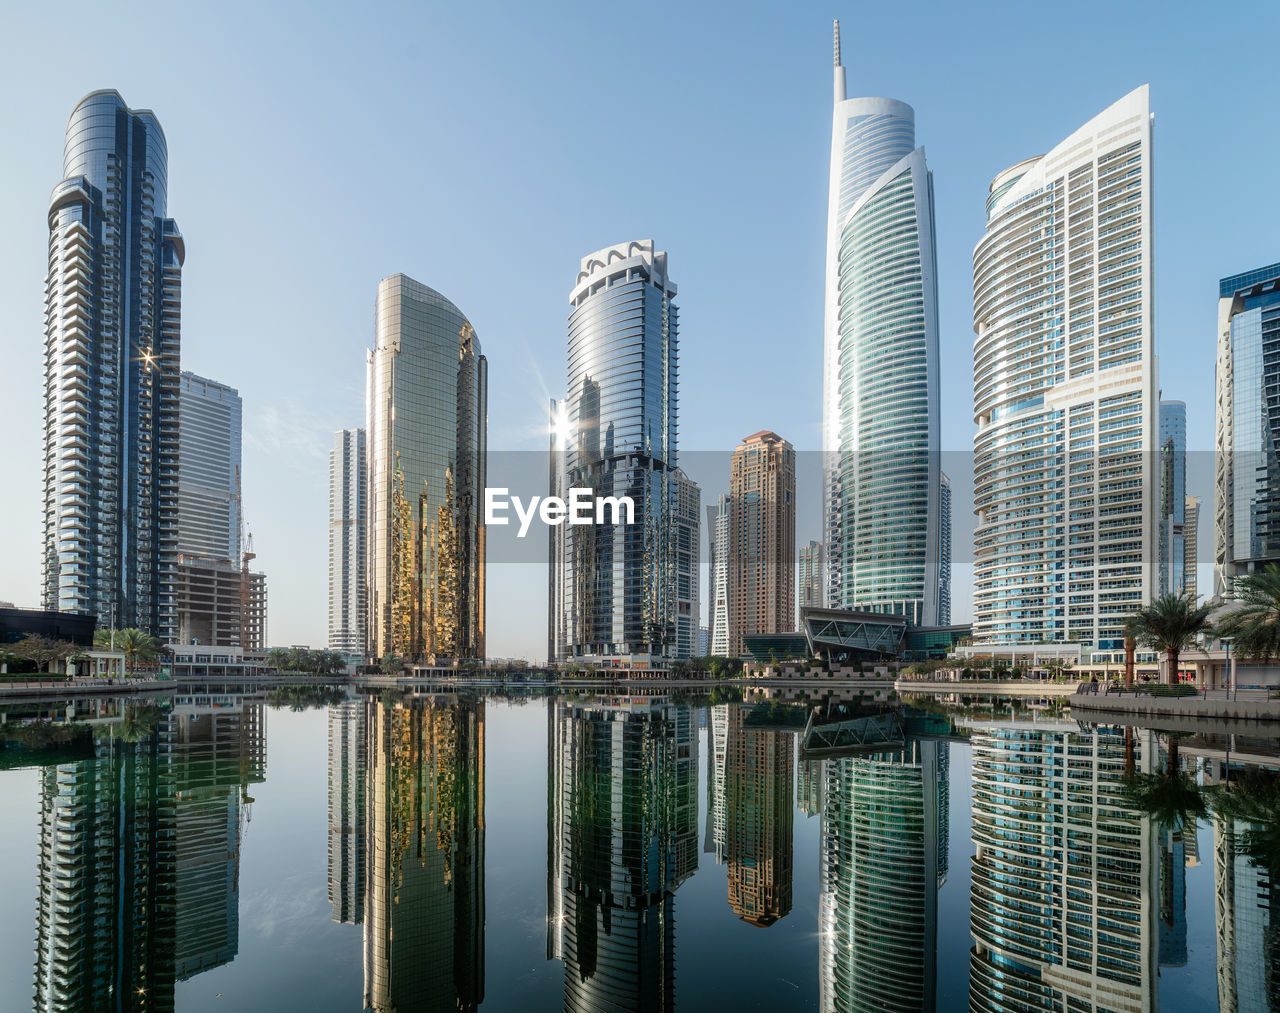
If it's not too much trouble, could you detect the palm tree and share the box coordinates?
[1216,563,1280,662]
[115,628,159,675]
[1125,594,1215,685]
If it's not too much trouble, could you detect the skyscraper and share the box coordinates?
[672,469,701,660]
[972,86,1157,647]
[1185,496,1200,602]
[178,373,241,561]
[42,90,184,639]
[798,540,825,612]
[366,275,487,663]
[175,372,266,648]
[939,472,952,625]
[548,240,679,664]
[822,23,944,627]
[329,428,367,657]
[1214,263,1280,597]
[1159,400,1191,597]
[728,431,796,656]
[707,495,731,656]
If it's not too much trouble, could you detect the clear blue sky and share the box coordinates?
[0,0,1276,658]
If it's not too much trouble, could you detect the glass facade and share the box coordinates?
[972,87,1156,647]
[799,539,825,612]
[365,275,487,662]
[1213,263,1280,596]
[1158,400,1191,597]
[328,428,367,656]
[823,30,943,626]
[178,372,242,562]
[42,91,184,639]
[707,495,731,656]
[548,240,681,662]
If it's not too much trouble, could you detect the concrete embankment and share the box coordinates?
[1069,692,1280,726]
[896,679,1077,697]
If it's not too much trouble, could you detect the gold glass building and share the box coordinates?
[366,275,487,663]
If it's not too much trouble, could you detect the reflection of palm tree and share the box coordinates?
[1216,564,1280,662]
[1123,734,1206,831]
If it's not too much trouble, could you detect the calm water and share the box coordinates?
[0,688,1271,1012]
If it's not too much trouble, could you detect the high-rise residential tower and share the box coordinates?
[42,90,184,639]
[366,275,487,662]
[707,495,731,656]
[329,428,367,657]
[1185,496,1200,602]
[799,541,825,612]
[972,86,1157,647]
[728,431,795,656]
[1159,400,1191,597]
[1214,263,1280,597]
[822,23,944,626]
[939,473,952,625]
[548,240,679,664]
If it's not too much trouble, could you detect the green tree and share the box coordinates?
[115,628,159,675]
[1126,594,1215,685]
[1216,563,1280,662]
[7,634,79,674]
[380,653,405,675]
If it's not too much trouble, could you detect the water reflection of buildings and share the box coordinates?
[725,705,794,927]
[363,693,485,1013]
[170,699,266,979]
[32,695,266,1011]
[547,696,696,1012]
[709,704,729,862]
[968,723,1156,1013]
[328,698,366,924]
[818,732,948,1013]
[1214,808,1279,1013]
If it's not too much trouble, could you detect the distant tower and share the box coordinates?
[1158,401,1189,597]
[42,91,184,639]
[798,541,825,613]
[329,429,367,657]
[707,495,731,656]
[823,22,943,626]
[728,432,796,655]
[673,470,701,659]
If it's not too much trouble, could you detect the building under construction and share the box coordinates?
[175,555,267,650]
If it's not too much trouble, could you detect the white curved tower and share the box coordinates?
[972,86,1156,647]
[822,22,943,625]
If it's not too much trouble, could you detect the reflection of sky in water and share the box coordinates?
[0,698,1267,1012]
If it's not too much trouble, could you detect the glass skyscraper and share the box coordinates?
[177,373,242,562]
[1158,400,1193,598]
[1213,263,1280,597]
[972,86,1157,647]
[707,495,731,657]
[548,240,681,664]
[366,275,487,663]
[42,91,185,639]
[822,22,944,627]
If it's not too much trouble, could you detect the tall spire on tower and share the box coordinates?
[833,19,846,105]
